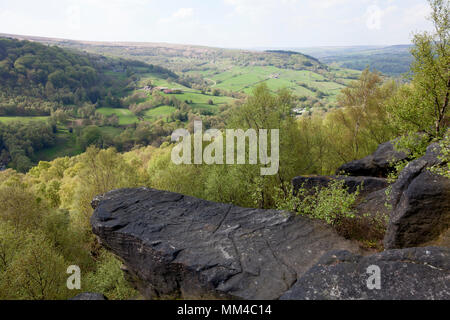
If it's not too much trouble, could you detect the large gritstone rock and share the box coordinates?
[91,188,360,300]
[384,143,450,249]
[280,247,450,300]
[292,176,388,196]
[337,141,408,177]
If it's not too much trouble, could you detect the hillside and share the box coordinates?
[0,37,239,171]
[0,0,448,304]
[0,34,362,109]
[0,34,327,73]
[294,45,413,77]
[0,37,177,116]
[0,35,366,172]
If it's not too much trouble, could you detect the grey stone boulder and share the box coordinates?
[280,247,450,300]
[337,141,408,177]
[70,292,108,300]
[384,143,450,249]
[292,175,388,196]
[355,188,389,218]
[91,188,360,300]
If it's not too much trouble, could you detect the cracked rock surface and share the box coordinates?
[280,247,450,300]
[91,187,360,300]
[384,143,450,249]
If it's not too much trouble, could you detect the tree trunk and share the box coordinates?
[437,77,450,135]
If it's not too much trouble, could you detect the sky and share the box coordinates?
[0,0,434,48]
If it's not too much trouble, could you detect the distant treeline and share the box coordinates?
[265,50,322,64]
[322,53,413,76]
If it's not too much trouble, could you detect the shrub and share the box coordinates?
[429,131,450,178]
[274,179,358,226]
[274,180,387,248]
[85,251,138,300]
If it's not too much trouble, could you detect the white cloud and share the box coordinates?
[0,0,436,47]
[159,7,194,23]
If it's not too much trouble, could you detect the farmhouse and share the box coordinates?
[151,86,183,94]
[293,108,306,115]
[153,86,169,92]
[163,88,183,94]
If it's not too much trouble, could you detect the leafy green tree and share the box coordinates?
[85,251,138,300]
[211,84,304,208]
[0,232,70,300]
[333,69,397,160]
[388,0,449,138]
[78,125,104,150]
[0,184,44,230]
[0,222,22,272]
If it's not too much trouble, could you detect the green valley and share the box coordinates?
[2,34,362,110]
[0,0,448,302]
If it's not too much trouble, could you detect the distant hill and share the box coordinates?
[0,33,327,74]
[289,45,413,77]
[0,34,362,110]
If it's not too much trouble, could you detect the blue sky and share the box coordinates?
[0,0,433,48]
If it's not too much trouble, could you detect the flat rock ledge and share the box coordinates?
[280,247,450,300]
[91,187,360,300]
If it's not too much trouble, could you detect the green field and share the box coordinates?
[138,74,191,90]
[144,105,177,121]
[163,90,234,111]
[135,73,237,113]
[96,108,139,125]
[33,129,82,162]
[188,66,358,103]
[98,126,123,136]
[0,116,50,123]
[12,36,366,110]
[33,126,125,163]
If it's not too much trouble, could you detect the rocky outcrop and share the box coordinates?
[91,188,360,300]
[384,143,450,249]
[70,292,108,300]
[355,189,389,218]
[292,175,388,196]
[337,141,408,177]
[315,140,450,250]
[90,140,448,300]
[280,247,450,300]
[91,185,450,300]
